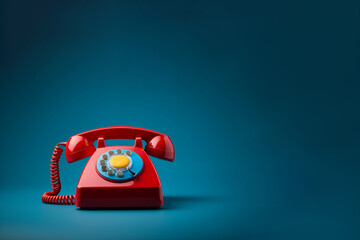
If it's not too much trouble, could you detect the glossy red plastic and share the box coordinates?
[65,126,175,162]
[76,142,162,208]
[42,126,175,208]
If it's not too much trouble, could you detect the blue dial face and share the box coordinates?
[96,149,143,181]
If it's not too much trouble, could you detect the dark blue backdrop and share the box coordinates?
[1,0,359,239]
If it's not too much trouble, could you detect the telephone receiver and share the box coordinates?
[42,126,175,208]
[65,127,175,163]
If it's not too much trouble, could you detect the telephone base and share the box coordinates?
[79,207,160,210]
[75,186,164,208]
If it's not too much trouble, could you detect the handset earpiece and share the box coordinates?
[65,135,96,163]
[145,135,175,161]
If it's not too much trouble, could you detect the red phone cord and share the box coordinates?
[41,143,75,205]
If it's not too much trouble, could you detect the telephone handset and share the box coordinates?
[42,126,175,208]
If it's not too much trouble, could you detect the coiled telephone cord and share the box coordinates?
[41,143,75,205]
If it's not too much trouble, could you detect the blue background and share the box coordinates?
[1,0,359,239]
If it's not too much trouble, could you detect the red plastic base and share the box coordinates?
[75,145,163,208]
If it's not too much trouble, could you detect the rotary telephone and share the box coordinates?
[41,126,175,208]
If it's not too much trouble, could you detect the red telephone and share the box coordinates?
[41,126,175,208]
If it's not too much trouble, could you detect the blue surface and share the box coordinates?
[1,0,360,239]
[96,149,143,181]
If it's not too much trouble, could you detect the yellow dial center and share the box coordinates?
[109,155,129,168]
